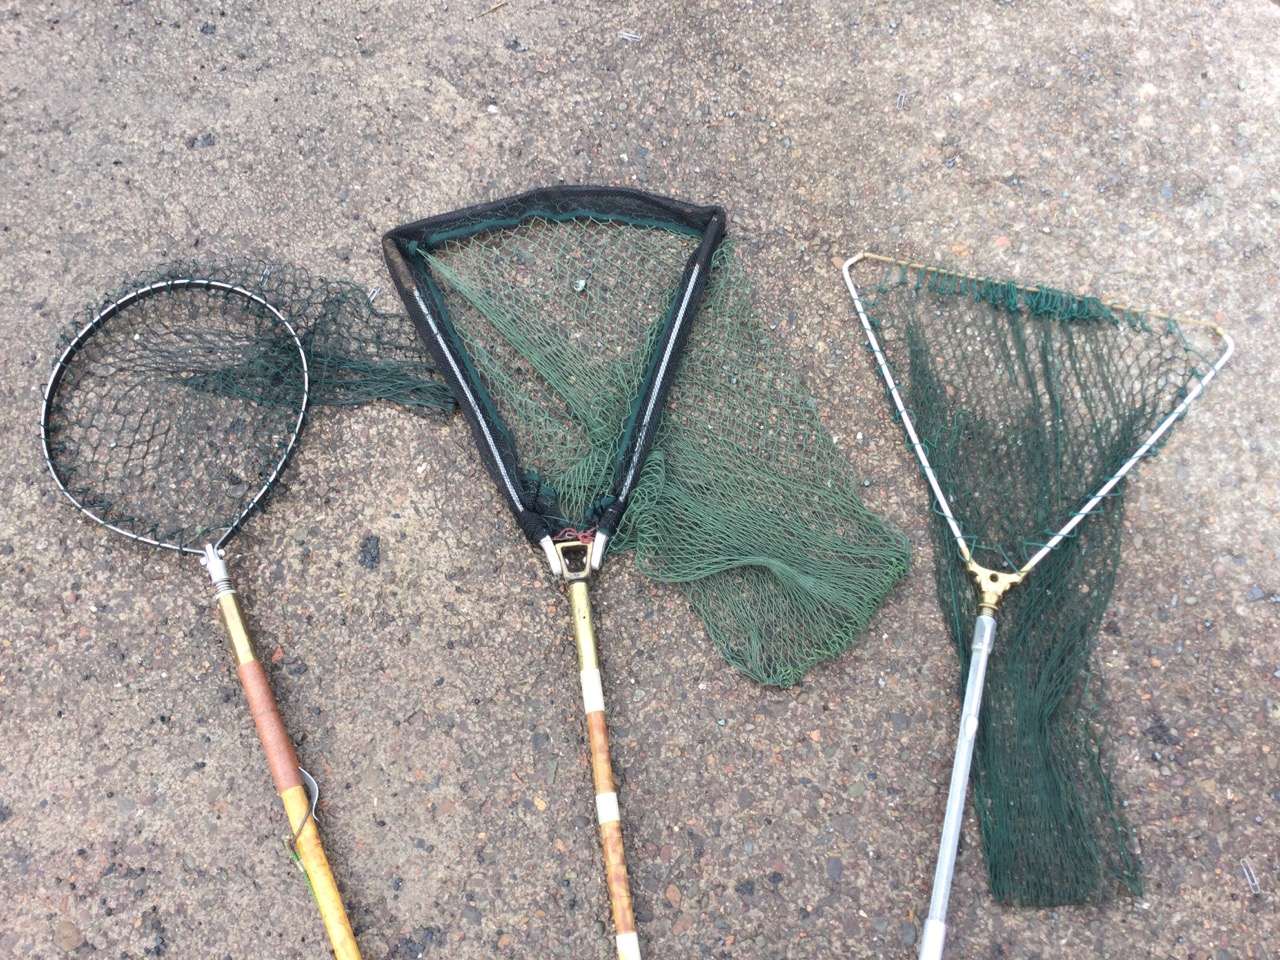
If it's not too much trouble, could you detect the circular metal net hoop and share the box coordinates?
[43,280,307,553]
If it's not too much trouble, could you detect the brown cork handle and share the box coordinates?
[588,712,638,941]
[239,660,303,793]
[217,591,361,960]
[565,575,642,960]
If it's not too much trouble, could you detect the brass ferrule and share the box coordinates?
[568,581,599,673]
[216,591,258,666]
[554,540,599,672]
[966,560,1023,614]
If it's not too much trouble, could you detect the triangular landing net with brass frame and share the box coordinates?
[843,252,1234,960]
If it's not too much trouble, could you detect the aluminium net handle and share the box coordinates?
[919,613,997,960]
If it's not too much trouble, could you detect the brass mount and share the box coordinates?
[554,539,593,586]
[554,539,598,673]
[966,560,1023,614]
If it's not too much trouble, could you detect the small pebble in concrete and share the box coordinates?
[358,534,381,569]
[52,919,84,952]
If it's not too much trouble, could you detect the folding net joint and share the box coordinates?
[554,537,593,586]
[966,561,1023,614]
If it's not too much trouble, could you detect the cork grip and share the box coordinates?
[587,712,616,796]
[238,660,303,794]
[586,711,637,940]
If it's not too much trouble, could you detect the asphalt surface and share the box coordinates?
[1,2,1278,958]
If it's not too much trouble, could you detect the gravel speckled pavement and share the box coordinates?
[2,3,1277,958]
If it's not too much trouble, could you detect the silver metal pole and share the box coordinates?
[919,614,997,960]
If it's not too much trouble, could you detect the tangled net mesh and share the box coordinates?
[858,258,1223,905]
[415,216,910,685]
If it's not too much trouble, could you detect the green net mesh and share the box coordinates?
[417,218,910,685]
[855,257,1227,906]
[44,277,308,551]
[151,259,457,411]
[44,258,454,550]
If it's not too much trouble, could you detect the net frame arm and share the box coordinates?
[382,186,726,565]
[40,279,309,556]
[842,252,1234,960]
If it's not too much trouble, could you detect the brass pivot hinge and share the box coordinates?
[554,539,593,586]
[966,560,1023,614]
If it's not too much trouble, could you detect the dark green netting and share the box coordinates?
[138,259,457,411]
[416,220,910,685]
[44,259,454,550]
[856,257,1226,906]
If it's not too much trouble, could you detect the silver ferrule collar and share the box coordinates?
[971,614,996,654]
[201,544,234,598]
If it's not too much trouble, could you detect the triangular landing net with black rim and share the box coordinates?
[383,187,726,960]
[843,252,1233,960]
[384,188,911,958]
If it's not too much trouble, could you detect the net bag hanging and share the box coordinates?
[619,242,910,686]
[843,253,1233,960]
[383,187,910,958]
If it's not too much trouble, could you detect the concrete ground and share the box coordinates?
[1,1,1277,958]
